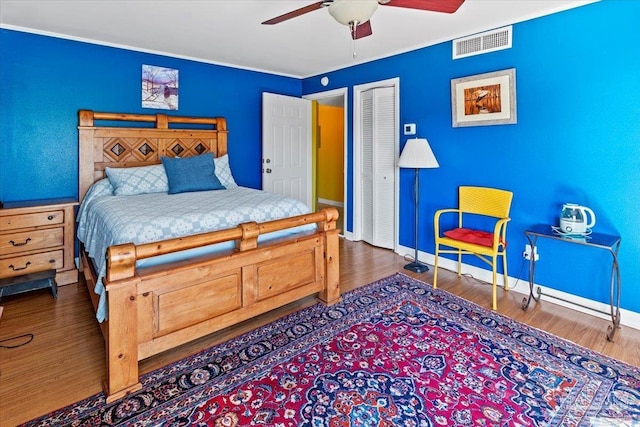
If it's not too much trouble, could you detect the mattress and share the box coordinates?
[77,180,314,321]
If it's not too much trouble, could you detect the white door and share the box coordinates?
[360,86,396,249]
[262,92,312,208]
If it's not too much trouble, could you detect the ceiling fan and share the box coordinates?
[262,0,466,40]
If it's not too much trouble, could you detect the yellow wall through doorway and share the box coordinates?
[317,105,344,203]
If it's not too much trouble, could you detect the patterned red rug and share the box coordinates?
[24,273,640,426]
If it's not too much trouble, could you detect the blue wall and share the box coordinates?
[1,0,638,315]
[303,0,640,314]
[0,29,301,198]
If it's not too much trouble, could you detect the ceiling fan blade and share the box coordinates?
[352,20,373,40]
[380,0,465,14]
[262,1,327,25]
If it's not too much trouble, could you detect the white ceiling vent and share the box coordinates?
[453,25,512,59]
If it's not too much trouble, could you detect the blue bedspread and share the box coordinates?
[77,180,313,322]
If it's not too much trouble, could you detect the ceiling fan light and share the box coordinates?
[328,0,378,26]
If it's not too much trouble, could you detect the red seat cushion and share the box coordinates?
[443,228,496,247]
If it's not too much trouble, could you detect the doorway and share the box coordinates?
[304,88,347,236]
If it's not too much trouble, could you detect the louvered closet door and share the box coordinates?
[360,87,396,249]
[361,90,375,244]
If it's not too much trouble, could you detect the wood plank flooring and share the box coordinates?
[0,239,638,426]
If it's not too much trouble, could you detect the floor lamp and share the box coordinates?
[398,138,439,273]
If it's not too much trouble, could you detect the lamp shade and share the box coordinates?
[398,138,439,169]
[328,0,378,25]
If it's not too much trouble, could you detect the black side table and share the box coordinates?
[522,224,621,341]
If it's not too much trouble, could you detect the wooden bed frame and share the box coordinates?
[77,110,340,403]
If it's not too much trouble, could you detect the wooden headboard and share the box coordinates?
[78,110,228,201]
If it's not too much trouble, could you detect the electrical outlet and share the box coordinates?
[523,244,539,261]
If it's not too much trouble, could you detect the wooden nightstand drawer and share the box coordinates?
[0,209,64,231]
[0,198,78,285]
[1,228,64,255]
[0,250,63,279]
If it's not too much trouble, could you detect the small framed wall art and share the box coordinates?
[142,65,179,110]
[451,68,516,127]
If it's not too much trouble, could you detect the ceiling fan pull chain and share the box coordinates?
[350,21,358,58]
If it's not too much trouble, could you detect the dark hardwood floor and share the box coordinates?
[0,239,638,426]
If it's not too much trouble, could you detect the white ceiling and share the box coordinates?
[0,0,596,78]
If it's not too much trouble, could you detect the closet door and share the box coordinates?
[361,90,375,244]
[360,87,395,249]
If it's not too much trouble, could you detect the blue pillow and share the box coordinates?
[161,153,225,194]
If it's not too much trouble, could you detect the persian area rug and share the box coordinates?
[24,273,640,426]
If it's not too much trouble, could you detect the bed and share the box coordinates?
[77,110,340,403]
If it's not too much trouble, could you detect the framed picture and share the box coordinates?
[142,65,179,110]
[451,68,516,127]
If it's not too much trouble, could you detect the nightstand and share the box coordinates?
[0,198,78,288]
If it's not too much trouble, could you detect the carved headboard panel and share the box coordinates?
[78,110,228,201]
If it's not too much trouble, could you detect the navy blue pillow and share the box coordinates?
[161,153,225,194]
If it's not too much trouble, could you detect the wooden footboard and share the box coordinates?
[89,208,339,403]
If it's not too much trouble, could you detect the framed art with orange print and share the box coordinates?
[451,68,516,127]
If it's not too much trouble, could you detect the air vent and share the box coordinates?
[453,25,512,59]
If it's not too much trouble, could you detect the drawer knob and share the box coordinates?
[48,215,55,221]
[9,237,32,247]
[9,261,31,271]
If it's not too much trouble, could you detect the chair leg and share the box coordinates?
[502,252,509,290]
[433,246,439,288]
[457,251,462,277]
[492,260,498,310]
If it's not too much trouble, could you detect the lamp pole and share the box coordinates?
[405,167,429,273]
[398,137,438,273]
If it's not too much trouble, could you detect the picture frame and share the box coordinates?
[142,65,179,110]
[451,68,516,127]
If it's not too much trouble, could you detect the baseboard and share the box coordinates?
[396,244,640,332]
[317,198,344,208]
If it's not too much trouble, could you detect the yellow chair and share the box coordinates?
[433,186,513,310]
